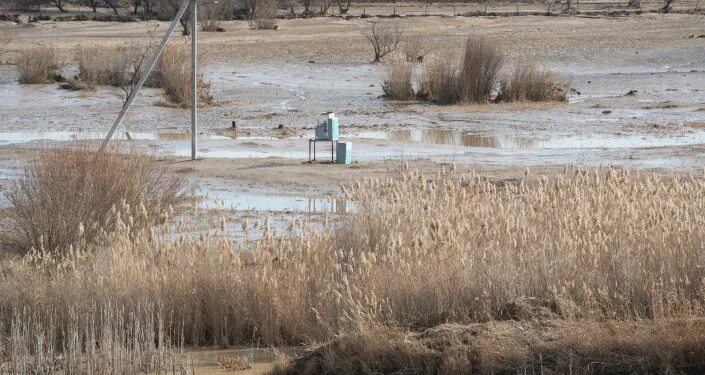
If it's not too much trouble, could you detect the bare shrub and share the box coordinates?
[382,60,414,100]
[1,145,186,254]
[402,34,427,62]
[361,21,404,62]
[200,0,234,32]
[249,17,278,30]
[417,56,458,104]
[152,46,212,106]
[457,36,504,103]
[496,61,568,102]
[248,0,278,30]
[16,47,59,84]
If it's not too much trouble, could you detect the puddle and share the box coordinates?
[352,128,705,150]
[185,347,301,375]
[0,130,291,145]
[200,190,353,214]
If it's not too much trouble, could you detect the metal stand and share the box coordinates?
[308,139,336,163]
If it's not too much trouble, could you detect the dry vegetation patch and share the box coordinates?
[390,36,567,104]
[0,145,186,254]
[2,166,705,362]
[271,319,705,374]
[16,47,59,84]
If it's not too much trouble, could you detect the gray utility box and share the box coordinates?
[336,142,352,164]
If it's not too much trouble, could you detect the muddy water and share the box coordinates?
[184,347,299,375]
[4,61,705,191]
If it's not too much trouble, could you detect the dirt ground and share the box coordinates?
[1,10,705,211]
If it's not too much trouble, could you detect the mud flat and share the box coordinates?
[2,12,705,213]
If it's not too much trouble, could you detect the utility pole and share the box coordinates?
[102,0,215,162]
[191,0,198,160]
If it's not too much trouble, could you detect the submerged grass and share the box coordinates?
[3,165,705,371]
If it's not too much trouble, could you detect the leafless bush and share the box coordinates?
[417,56,459,104]
[16,47,59,84]
[361,21,404,62]
[402,34,427,62]
[496,61,568,102]
[457,36,504,103]
[382,60,415,100]
[151,46,212,106]
[1,145,186,254]
[200,0,234,32]
[248,0,278,30]
[249,17,278,29]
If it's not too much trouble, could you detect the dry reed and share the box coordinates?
[271,319,705,374]
[0,145,186,254]
[457,36,503,103]
[152,46,212,106]
[76,45,135,88]
[382,60,415,101]
[16,47,59,84]
[4,303,190,374]
[2,166,705,356]
[497,61,568,102]
[417,56,459,104]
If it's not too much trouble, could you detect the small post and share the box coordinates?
[191,0,198,160]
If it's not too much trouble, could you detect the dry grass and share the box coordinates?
[402,34,427,62]
[2,166,705,357]
[249,0,278,30]
[457,36,504,103]
[73,45,211,106]
[271,319,705,374]
[152,46,212,106]
[382,60,415,100]
[16,47,59,84]
[0,145,186,254]
[76,45,133,88]
[497,61,568,102]
[5,303,190,374]
[418,56,459,104]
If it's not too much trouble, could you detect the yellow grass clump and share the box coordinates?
[16,47,59,84]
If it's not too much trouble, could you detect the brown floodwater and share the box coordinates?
[183,347,300,375]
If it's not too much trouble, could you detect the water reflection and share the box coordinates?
[386,129,539,149]
[201,191,354,214]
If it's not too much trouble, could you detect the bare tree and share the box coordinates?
[49,0,66,12]
[661,0,673,11]
[300,0,313,14]
[361,21,404,63]
[336,0,351,14]
[154,0,193,35]
[200,0,234,31]
[319,0,331,14]
[103,0,121,13]
[119,29,159,107]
